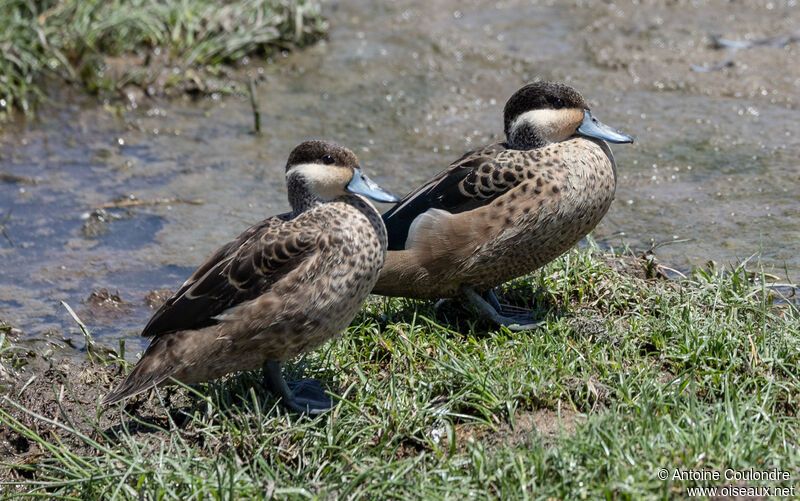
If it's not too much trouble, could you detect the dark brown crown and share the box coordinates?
[285,140,359,171]
[503,82,588,138]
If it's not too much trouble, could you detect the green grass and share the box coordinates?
[0,0,325,120]
[0,325,30,394]
[1,244,798,499]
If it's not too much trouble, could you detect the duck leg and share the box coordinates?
[262,360,332,414]
[460,286,544,331]
[485,288,505,313]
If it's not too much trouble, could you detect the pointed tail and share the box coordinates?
[103,337,179,405]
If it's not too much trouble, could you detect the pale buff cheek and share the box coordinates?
[511,108,585,143]
[555,109,586,140]
[286,163,351,200]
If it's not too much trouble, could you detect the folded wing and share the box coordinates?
[141,215,319,339]
[383,142,532,250]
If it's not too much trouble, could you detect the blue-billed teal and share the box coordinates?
[105,140,399,413]
[373,82,633,330]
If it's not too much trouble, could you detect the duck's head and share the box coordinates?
[503,81,634,150]
[285,140,398,210]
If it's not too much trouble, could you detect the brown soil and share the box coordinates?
[0,357,192,484]
[77,288,135,327]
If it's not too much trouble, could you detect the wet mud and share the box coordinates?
[0,357,194,486]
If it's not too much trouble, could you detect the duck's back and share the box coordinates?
[375,137,616,298]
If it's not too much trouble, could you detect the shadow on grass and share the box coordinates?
[372,283,568,335]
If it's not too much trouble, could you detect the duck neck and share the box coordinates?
[287,176,323,214]
[506,123,547,150]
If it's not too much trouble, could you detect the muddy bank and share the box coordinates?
[0,0,797,349]
[0,0,326,120]
[1,241,797,498]
[0,356,191,487]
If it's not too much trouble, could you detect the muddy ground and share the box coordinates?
[0,355,586,484]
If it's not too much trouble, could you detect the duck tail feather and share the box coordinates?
[103,338,179,405]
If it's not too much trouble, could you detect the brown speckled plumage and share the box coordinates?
[374,82,632,303]
[105,141,390,405]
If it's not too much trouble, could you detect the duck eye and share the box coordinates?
[322,154,335,165]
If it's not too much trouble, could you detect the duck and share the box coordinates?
[104,140,399,413]
[372,81,633,330]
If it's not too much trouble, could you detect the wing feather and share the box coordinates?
[141,214,319,338]
[383,142,529,250]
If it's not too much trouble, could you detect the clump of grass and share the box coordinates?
[0,0,325,121]
[1,245,798,498]
[0,325,29,393]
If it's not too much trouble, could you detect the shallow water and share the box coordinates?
[1,0,798,349]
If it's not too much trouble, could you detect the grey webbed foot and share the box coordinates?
[285,378,332,414]
[461,286,544,331]
[263,361,332,414]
